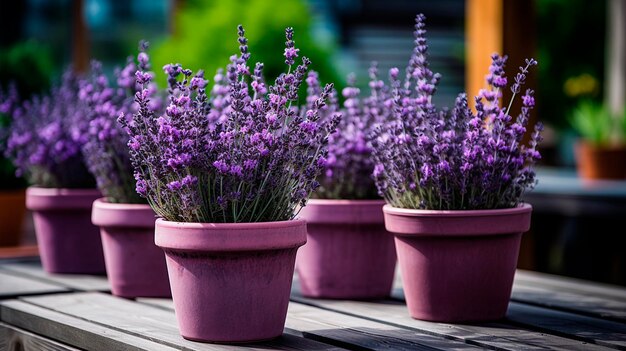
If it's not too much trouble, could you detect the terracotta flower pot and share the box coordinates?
[155,218,306,343]
[0,189,26,247]
[26,187,105,274]
[383,203,532,322]
[296,199,396,299]
[91,198,170,298]
[575,141,626,180]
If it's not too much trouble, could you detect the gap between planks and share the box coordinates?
[0,261,110,292]
[291,274,619,351]
[138,296,484,351]
[8,292,346,351]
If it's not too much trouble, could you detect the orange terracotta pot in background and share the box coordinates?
[575,141,626,180]
[0,189,26,246]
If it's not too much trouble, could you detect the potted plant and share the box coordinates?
[84,44,170,298]
[570,100,626,179]
[371,14,543,322]
[2,69,104,274]
[0,43,55,248]
[122,25,339,342]
[296,70,396,299]
[0,85,27,246]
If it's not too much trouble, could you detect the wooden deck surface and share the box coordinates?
[1,258,625,350]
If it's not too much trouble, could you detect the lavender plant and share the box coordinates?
[81,43,161,203]
[3,69,95,188]
[371,14,543,210]
[310,64,391,199]
[0,84,26,189]
[122,25,340,223]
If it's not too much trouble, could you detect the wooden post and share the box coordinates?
[72,0,89,73]
[465,0,536,131]
[466,0,537,270]
[169,0,184,35]
[606,0,626,119]
[466,0,503,106]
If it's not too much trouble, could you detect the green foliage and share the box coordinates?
[0,40,55,189]
[151,0,343,92]
[536,0,606,129]
[569,101,626,146]
[0,40,54,98]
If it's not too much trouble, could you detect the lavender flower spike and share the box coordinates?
[123,25,340,223]
[370,14,542,210]
[80,42,162,203]
[3,68,95,188]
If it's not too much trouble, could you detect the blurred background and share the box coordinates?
[0,0,625,285]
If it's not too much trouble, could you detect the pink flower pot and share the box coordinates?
[296,199,396,299]
[383,204,532,322]
[91,198,170,298]
[155,219,307,343]
[26,187,105,274]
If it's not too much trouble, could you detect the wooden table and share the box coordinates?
[525,167,626,216]
[521,167,626,285]
[1,258,625,350]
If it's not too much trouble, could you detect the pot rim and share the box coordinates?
[92,197,153,211]
[383,203,532,236]
[26,186,101,197]
[576,139,626,151]
[299,198,386,224]
[92,197,156,228]
[383,203,532,217]
[26,186,101,211]
[155,218,307,252]
[305,198,386,205]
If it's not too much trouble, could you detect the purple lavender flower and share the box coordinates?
[3,69,95,188]
[80,43,162,203]
[371,14,542,210]
[122,25,340,223]
[312,62,392,199]
[0,84,26,189]
[0,84,20,143]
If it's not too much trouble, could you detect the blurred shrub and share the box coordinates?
[0,40,55,98]
[536,0,605,129]
[151,0,343,90]
[0,40,55,189]
[570,100,626,146]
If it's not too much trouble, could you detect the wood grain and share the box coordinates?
[20,292,344,351]
[511,284,626,322]
[0,261,109,292]
[138,297,483,351]
[515,270,626,301]
[507,302,626,350]
[293,289,613,351]
[0,271,68,299]
[0,322,80,351]
[0,300,176,351]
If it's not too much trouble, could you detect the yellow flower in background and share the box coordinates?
[564,73,599,98]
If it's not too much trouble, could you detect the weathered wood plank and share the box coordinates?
[139,297,483,351]
[0,261,110,291]
[20,292,344,351]
[511,284,626,322]
[507,302,626,350]
[393,267,626,322]
[0,322,80,351]
[515,270,626,302]
[0,271,68,299]
[292,283,612,351]
[287,302,483,351]
[0,300,176,351]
